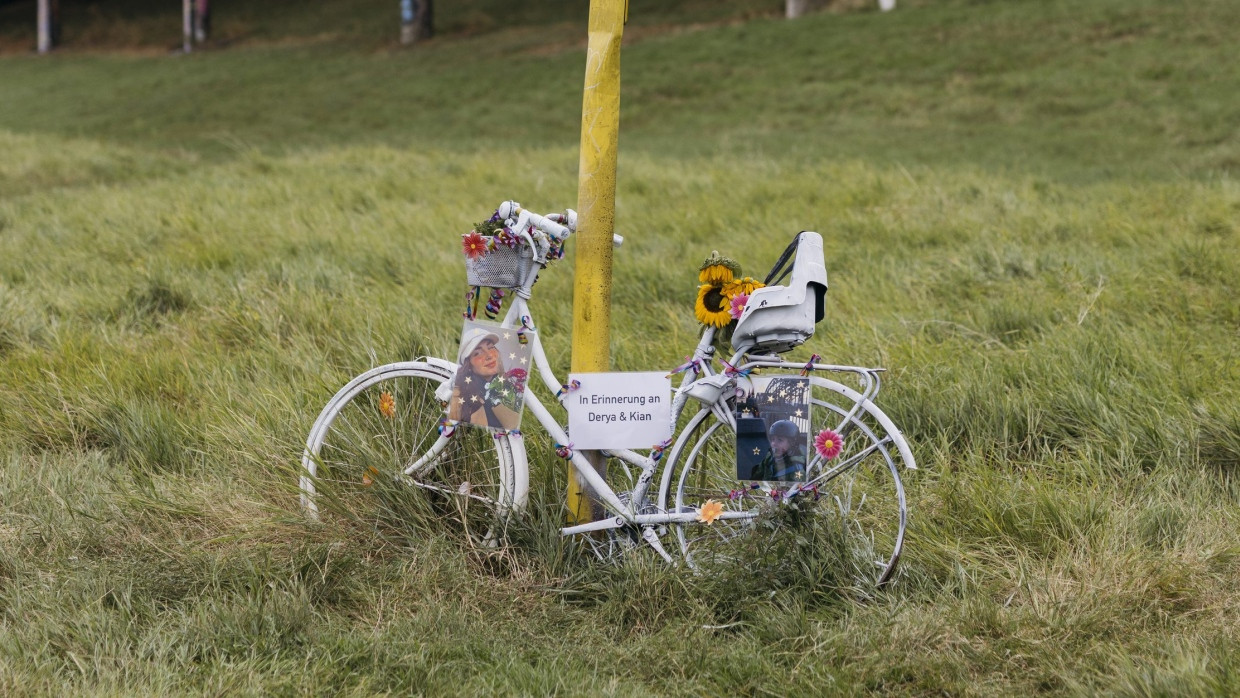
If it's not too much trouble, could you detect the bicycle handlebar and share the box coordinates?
[497,201,623,248]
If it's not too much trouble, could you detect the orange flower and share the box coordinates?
[378,391,396,419]
[362,466,381,486]
[698,499,724,525]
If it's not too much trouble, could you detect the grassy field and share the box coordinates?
[2,0,1239,694]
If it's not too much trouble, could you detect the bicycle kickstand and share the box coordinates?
[641,526,674,563]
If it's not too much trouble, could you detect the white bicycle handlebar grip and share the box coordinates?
[528,212,570,241]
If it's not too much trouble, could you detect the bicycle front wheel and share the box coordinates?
[664,376,912,588]
[300,361,521,545]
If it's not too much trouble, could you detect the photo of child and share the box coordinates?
[734,375,811,482]
[445,320,532,431]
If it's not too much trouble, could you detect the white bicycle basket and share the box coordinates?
[731,231,828,354]
[465,242,537,289]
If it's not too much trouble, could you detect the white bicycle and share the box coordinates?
[300,201,916,586]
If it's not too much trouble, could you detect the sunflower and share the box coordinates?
[695,284,732,327]
[699,251,741,285]
[723,276,764,299]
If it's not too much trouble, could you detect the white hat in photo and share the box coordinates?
[458,326,502,364]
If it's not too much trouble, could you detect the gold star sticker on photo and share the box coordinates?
[470,396,479,402]
[464,377,472,384]
[509,353,516,360]
[457,397,464,404]
[752,448,761,455]
[519,357,527,364]
[503,332,512,340]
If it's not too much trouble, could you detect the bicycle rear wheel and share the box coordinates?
[300,361,521,546]
[663,376,912,588]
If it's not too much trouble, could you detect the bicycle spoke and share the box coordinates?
[807,437,888,488]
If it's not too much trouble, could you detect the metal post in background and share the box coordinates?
[401,0,433,46]
[400,0,415,44]
[37,0,59,54]
[182,0,193,53]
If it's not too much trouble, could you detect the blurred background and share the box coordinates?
[1,1,1238,694]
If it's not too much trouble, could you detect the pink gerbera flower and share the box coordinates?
[729,293,749,320]
[815,429,843,460]
[462,231,488,260]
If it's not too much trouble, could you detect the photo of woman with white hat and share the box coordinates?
[446,321,530,430]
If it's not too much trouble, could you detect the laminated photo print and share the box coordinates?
[734,375,812,482]
[445,319,532,432]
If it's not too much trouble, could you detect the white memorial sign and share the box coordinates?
[567,372,672,450]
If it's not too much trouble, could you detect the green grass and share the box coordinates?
[2,0,1240,694]
[3,0,1239,180]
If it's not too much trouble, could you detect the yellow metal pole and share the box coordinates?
[569,0,627,523]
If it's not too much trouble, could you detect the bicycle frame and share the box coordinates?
[299,204,915,576]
